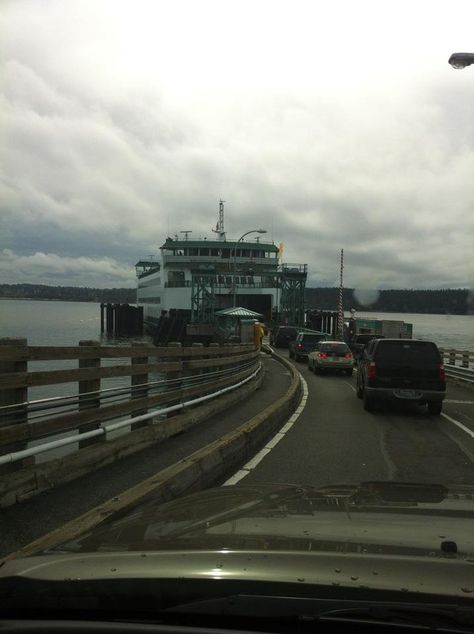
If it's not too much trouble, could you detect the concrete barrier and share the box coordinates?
[5,349,301,559]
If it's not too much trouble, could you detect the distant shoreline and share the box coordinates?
[1,284,470,315]
[0,296,100,303]
[1,296,471,316]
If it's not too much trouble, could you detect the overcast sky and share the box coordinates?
[1,0,473,291]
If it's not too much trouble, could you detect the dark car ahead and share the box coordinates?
[349,333,385,359]
[269,325,298,348]
[289,331,330,361]
[356,338,446,414]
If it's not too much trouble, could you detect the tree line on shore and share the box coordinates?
[0,284,136,304]
[0,283,471,314]
[305,287,471,315]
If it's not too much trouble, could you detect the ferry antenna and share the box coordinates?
[212,199,226,240]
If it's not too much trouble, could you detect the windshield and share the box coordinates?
[1,0,474,620]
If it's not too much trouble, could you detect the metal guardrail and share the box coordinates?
[445,364,474,384]
[0,361,262,467]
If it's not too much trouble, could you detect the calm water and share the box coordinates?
[0,300,151,411]
[1,299,111,345]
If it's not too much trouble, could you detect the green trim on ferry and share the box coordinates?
[160,239,279,253]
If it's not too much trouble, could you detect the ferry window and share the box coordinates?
[199,248,209,256]
[168,271,184,282]
[248,276,254,285]
[222,249,230,258]
[211,248,220,256]
[225,276,232,285]
[241,249,250,257]
[189,248,198,256]
[218,275,224,284]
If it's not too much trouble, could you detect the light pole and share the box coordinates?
[232,229,267,307]
[449,52,474,69]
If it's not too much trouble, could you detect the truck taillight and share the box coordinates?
[297,343,304,349]
[439,364,446,381]
[318,352,328,358]
[367,361,377,379]
[344,353,353,359]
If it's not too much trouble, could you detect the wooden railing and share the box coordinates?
[0,339,259,473]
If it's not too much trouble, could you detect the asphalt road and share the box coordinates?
[240,352,474,487]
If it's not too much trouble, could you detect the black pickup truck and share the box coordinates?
[356,338,446,414]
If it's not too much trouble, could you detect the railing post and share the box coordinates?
[78,340,101,448]
[166,342,182,417]
[449,349,456,366]
[131,343,149,429]
[0,338,32,472]
[191,342,204,377]
[462,351,470,368]
[208,342,220,378]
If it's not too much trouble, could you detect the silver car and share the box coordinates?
[308,341,354,376]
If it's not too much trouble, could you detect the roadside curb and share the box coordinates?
[4,350,301,559]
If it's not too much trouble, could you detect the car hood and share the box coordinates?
[2,482,474,598]
[48,481,474,554]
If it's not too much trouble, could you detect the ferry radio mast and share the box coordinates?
[212,200,226,241]
[337,249,344,340]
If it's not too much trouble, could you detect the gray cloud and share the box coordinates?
[1,0,473,290]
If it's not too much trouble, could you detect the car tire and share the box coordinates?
[363,389,374,412]
[428,401,442,415]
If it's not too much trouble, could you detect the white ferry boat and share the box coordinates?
[135,203,307,331]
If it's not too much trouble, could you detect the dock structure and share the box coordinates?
[306,309,340,337]
[100,303,143,336]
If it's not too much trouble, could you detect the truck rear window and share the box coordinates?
[374,341,441,365]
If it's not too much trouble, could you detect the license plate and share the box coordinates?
[396,389,420,399]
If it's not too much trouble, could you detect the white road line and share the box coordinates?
[445,399,474,405]
[222,373,309,486]
[441,412,474,438]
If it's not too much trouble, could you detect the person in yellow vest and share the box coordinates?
[254,321,265,348]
